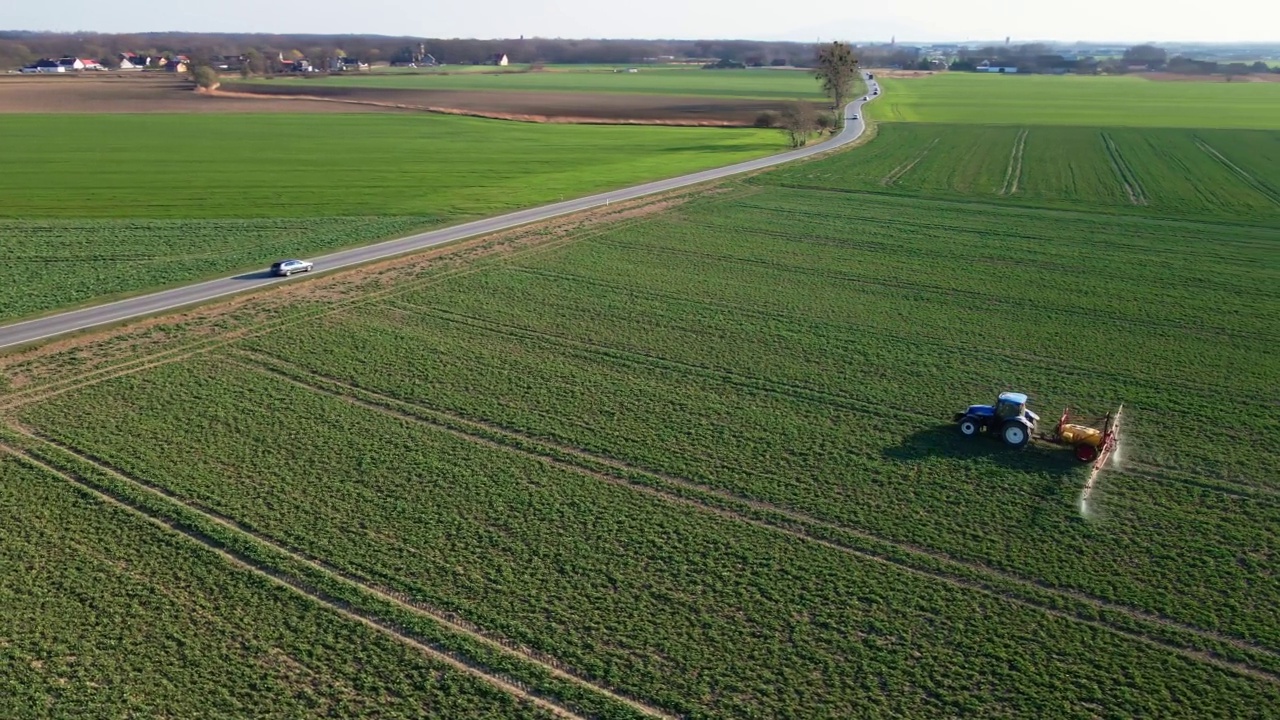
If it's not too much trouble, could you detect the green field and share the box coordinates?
[8,172,1279,716]
[767,123,1280,220]
[0,454,557,719]
[5,72,1279,717]
[248,67,827,100]
[0,113,777,321]
[871,73,1280,129]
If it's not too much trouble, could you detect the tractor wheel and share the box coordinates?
[1001,421,1030,448]
[958,416,980,437]
[1075,444,1099,463]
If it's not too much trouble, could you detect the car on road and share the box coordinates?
[851,114,859,119]
[270,259,314,276]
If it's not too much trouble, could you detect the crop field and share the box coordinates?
[766,123,1280,220]
[0,113,777,321]
[4,162,1277,716]
[870,73,1280,129]
[0,453,558,718]
[247,67,828,100]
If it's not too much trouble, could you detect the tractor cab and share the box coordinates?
[954,391,1039,448]
[996,392,1036,422]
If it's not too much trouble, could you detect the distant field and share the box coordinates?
[249,67,827,100]
[871,73,1280,129]
[0,113,778,320]
[767,123,1280,220]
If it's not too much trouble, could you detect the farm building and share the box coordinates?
[976,61,1018,73]
[21,59,65,73]
[486,53,509,66]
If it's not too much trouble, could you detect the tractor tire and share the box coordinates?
[1001,421,1030,448]
[1075,444,1099,463]
[958,416,980,437]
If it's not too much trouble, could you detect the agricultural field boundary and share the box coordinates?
[225,349,1280,682]
[999,129,1028,195]
[1101,132,1149,205]
[0,432,672,720]
[1193,137,1280,205]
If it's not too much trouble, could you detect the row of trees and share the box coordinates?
[0,31,828,71]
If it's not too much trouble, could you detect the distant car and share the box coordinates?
[863,96,868,100]
[851,114,859,119]
[270,259,314,277]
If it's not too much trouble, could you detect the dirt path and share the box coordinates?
[1000,129,1028,195]
[1194,137,1280,205]
[1101,132,1148,205]
[882,138,938,185]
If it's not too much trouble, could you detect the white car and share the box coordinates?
[270,259,314,277]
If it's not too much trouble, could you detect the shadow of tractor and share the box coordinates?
[883,424,1082,477]
[884,424,1088,527]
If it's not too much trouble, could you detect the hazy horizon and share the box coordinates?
[6,0,1277,45]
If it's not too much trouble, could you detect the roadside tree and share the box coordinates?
[814,42,859,125]
[779,102,818,147]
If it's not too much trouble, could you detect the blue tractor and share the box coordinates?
[953,391,1040,448]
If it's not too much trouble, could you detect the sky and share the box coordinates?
[5,0,1275,44]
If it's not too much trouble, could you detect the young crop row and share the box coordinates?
[0,453,554,719]
[869,74,1280,131]
[0,216,437,322]
[763,123,1280,221]
[15,361,1280,718]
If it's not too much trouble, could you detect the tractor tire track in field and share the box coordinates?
[999,129,1028,195]
[881,138,939,186]
[230,351,1280,684]
[6,433,677,720]
[3,445,595,720]
[1194,137,1280,206]
[1101,133,1148,206]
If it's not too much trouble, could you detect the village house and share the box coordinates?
[485,53,509,66]
[329,57,370,71]
[976,60,1018,73]
[56,57,104,71]
[20,59,65,73]
[117,53,146,70]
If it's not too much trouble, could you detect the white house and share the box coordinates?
[486,53,509,66]
[22,59,66,73]
[975,60,1018,73]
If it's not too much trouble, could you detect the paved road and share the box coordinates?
[0,75,880,352]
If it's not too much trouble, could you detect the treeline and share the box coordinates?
[0,31,821,69]
[945,43,1277,75]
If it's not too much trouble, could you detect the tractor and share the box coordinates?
[953,391,1039,448]
[954,391,1124,468]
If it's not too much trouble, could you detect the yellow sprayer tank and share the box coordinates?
[1059,423,1103,448]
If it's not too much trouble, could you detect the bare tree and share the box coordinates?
[814,41,859,125]
[778,102,818,147]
